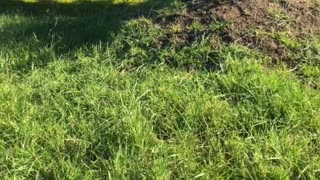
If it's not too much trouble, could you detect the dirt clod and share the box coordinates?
[214,6,242,20]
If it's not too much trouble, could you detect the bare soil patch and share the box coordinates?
[157,0,320,61]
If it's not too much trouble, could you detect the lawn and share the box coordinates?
[0,0,320,179]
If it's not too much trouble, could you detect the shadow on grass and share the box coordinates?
[0,0,169,72]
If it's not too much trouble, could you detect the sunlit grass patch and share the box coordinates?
[1,0,320,179]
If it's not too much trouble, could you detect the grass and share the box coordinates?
[1,0,320,179]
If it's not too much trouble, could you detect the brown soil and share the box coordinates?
[156,0,320,61]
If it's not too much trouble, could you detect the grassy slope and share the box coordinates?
[0,0,320,179]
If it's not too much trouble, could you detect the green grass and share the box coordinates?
[1,0,320,179]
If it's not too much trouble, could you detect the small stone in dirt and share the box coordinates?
[268,41,278,50]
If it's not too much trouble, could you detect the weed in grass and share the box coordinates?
[275,32,302,50]
[267,6,293,27]
[156,0,186,17]
[170,23,183,33]
[187,20,204,33]
[209,19,229,33]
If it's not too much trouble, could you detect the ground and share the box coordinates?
[0,0,320,179]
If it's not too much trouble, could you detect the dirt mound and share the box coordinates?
[157,0,320,62]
